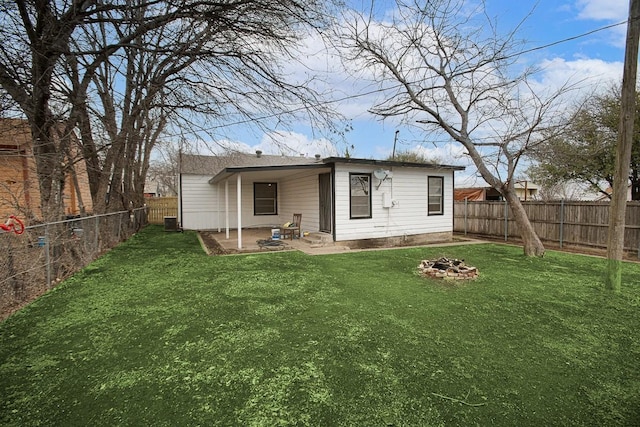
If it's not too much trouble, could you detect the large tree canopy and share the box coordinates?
[528,85,640,201]
[0,0,338,217]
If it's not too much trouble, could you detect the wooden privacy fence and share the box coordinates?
[454,200,640,255]
[146,197,178,224]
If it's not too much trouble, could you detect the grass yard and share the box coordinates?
[1,226,639,426]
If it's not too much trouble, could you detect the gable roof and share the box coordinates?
[180,152,321,175]
[182,153,465,179]
[180,153,466,185]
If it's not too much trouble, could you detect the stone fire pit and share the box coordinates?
[418,257,478,280]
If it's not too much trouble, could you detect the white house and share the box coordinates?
[178,152,464,249]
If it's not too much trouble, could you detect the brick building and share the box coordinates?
[0,118,93,222]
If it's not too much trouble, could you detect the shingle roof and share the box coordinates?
[180,152,320,175]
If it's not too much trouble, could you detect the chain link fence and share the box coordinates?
[1,208,148,320]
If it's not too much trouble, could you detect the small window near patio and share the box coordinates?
[350,173,371,219]
[428,176,444,215]
[254,182,277,215]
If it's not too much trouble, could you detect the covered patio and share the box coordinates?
[198,228,348,256]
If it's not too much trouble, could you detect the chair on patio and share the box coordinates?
[281,213,302,240]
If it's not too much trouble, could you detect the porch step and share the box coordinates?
[302,232,334,247]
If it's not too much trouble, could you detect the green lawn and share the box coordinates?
[1,226,639,426]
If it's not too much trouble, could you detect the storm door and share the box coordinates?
[318,173,332,233]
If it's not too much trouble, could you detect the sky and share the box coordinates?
[190,0,629,185]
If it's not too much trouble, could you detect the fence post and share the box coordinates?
[118,213,122,241]
[559,199,565,249]
[94,216,99,258]
[464,197,468,236]
[504,200,508,241]
[45,224,51,288]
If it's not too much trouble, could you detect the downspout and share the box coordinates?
[331,163,336,242]
[391,131,399,235]
[178,149,183,228]
[237,173,242,249]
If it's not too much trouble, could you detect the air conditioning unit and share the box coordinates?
[164,216,178,231]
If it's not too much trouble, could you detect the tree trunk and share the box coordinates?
[503,190,545,257]
[465,142,546,257]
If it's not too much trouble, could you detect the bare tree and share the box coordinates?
[340,0,575,256]
[1,0,340,216]
[0,0,99,220]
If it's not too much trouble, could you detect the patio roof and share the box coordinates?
[209,162,327,184]
[321,156,466,171]
[204,155,466,184]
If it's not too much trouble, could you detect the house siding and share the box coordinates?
[178,156,459,244]
[181,174,220,229]
[333,164,454,242]
[279,170,321,234]
[180,169,328,231]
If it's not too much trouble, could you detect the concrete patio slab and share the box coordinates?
[197,228,485,256]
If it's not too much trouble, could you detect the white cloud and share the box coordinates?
[193,131,339,158]
[574,0,629,47]
[576,0,628,21]
[255,131,339,157]
[532,57,623,95]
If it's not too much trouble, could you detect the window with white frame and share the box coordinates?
[428,176,444,215]
[254,182,277,215]
[350,173,371,219]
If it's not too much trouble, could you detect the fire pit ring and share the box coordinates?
[418,257,478,280]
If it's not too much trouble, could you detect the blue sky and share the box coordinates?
[191,0,628,182]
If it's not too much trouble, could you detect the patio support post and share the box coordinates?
[217,183,221,233]
[237,173,242,249]
[225,179,229,239]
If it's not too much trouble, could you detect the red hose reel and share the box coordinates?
[0,215,24,235]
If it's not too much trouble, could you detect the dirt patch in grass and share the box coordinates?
[198,231,228,255]
[0,281,54,322]
[457,233,640,262]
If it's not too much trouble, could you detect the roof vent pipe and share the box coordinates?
[256,150,262,158]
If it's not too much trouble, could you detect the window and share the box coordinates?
[254,182,277,215]
[428,176,444,215]
[350,173,371,219]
